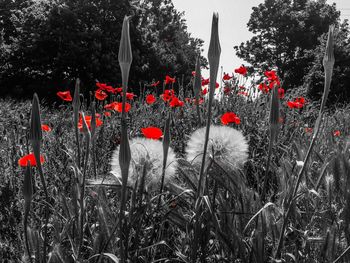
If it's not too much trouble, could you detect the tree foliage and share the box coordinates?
[305,20,350,103]
[234,0,340,90]
[0,0,205,99]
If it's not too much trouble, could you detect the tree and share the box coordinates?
[0,0,205,99]
[234,0,340,90]
[305,20,350,104]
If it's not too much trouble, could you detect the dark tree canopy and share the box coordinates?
[305,20,350,104]
[0,0,206,100]
[234,0,340,90]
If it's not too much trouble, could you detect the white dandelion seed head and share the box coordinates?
[110,137,177,191]
[186,125,249,172]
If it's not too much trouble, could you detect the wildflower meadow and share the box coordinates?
[1,2,350,263]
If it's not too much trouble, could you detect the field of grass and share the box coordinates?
[1,15,350,263]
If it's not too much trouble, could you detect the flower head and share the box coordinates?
[186,125,248,172]
[19,153,45,167]
[57,91,72,101]
[234,65,247,75]
[146,94,156,105]
[41,124,52,132]
[165,75,176,85]
[110,137,177,191]
[287,97,306,109]
[95,89,108,101]
[141,127,163,140]
[223,73,232,81]
[221,112,241,125]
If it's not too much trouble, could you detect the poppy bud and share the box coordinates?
[320,25,335,113]
[29,93,42,143]
[118,16,133,89]
[207,12,221,97]
[323,25,335,68]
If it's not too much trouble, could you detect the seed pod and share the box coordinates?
[29,93,42,143]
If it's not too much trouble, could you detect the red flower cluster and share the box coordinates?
[287,97,306,109]
[221,112,241,125]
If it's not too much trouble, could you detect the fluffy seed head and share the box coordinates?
[186,125,248,172]
[110,137,177,191]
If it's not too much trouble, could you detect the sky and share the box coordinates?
[172,0,350,78]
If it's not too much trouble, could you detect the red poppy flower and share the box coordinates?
[234,65,247,75]
[115,87,123,93]
[258,83,269,93]
[104,111,111,117]
[18,153,45,167]
[265,70,281,87]
[150,81,160,87]
[201,88,208,95]
[146,94,156,105]
[165,75,176,85]
[287,97,305,109]
[78,116,103,131]
[95,89,108,101]
[224,87,231,94]
[221,112,241,125]
[191,71,196,76]
[333,130,341,137]
[265,70,278,82]
[126,92,135,100]
[223,73,232,81]
[104,85,116,93]
[141,127,163,140]
[41,124,52,132]
[161,89,174,102]
[278,88,285,99]
[57,91,72,102]
[169,96,184,107]
[215,82,220,89]
[239,86,246,89]
[104,102,118,111]
[201,78,210,86]
[96,82,107,90]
